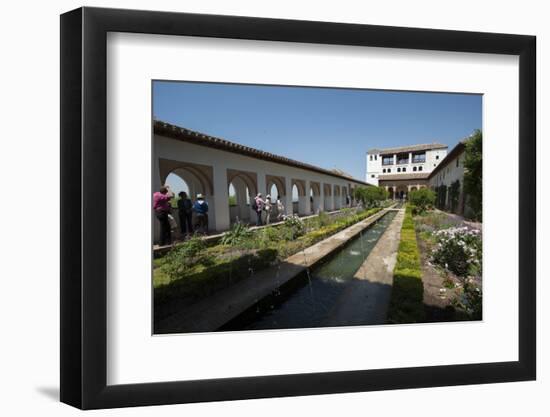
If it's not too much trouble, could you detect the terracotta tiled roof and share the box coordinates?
[368,143,448,154]
[154,121,371,186]
[378,173,430,181]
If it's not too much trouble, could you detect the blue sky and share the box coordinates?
[154,81,481,187]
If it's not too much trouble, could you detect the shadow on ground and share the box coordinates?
[36,386,59,401]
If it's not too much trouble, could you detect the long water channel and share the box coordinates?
[221,210,397,331]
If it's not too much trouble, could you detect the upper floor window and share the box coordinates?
[371,174,375,178]
[402,167,407,172]
[387,168,391,173]
[456,158,459,167]
[369,155,373,161]
[375,155,378,160]
[382,168,386,173]
[397,153,409,165]
[413,166,417,172]
[382,155,394,166]
[419,166,423,171]
[436,155,439,160]
[397,167,401,172]
[412,152,426,163]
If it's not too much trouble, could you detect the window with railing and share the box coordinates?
[382,155,394,165]
[397,153,409,164]
[412,152,426,163]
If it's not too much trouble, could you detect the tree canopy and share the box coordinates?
[463,129,482,221]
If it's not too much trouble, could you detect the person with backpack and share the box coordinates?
[192,194,209,233]
[253,193,265,226]
[177,191,193,237]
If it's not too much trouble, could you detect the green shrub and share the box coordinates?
[387,205,426,323]
[436,185,448,210]
[154,248,278,320]
[409,188,436,214]
[317,211,332,227]
[463,130,482,221]
[431,227,482,277]
[449,180,461,213]
[220,222,253,246]
[160,236,209,279]
[353,186,388,208]
[282,215,306,240]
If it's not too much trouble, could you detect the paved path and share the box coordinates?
[155,208,392,334]
[324,208,405,326]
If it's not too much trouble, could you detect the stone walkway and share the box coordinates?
[155,208,391,334]
[324,208,405,326]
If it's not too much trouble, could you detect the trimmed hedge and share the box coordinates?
[387,205,426,323]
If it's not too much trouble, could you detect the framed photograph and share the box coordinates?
[60,6,536,409]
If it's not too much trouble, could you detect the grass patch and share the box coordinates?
[387,205,426,324]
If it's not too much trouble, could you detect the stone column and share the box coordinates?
[320,183,325,211]
[284,176,293,215]
[304,179,311,214]
[257,171,266,197]
[212,164,230,232]
[152,157,162,244]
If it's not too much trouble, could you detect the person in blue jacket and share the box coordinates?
[192,193,209,233]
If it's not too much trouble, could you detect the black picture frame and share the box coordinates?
[60,6,536,410]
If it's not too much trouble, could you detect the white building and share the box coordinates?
[154,121,370,241]
[366,143,448,186]
[428,141,469,215]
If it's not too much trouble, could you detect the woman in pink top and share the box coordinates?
[153,185,174,246]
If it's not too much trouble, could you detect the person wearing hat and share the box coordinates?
[253,193,265,226]
[177,191,193,236]
[153,185,174,246]
[192,193,209,233]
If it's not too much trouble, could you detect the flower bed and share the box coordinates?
[387,205,425,324]
[432,227,482,278]
[413,210,483,320]
[154,207,383,320]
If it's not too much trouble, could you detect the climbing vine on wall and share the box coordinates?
[463,130,482,221]
[449,180,461,213]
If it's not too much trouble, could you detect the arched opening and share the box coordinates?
[165,172,190,197]
[228,175,255,225]
[267,183,281,222]
[396,185,408,201]
[158,160,215,235]
[292,184,299,214]
[309,182,321,214]
[341,186,348,207]
[387,187,395,200]
[291,180,308,215]
[159,168,212,241]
